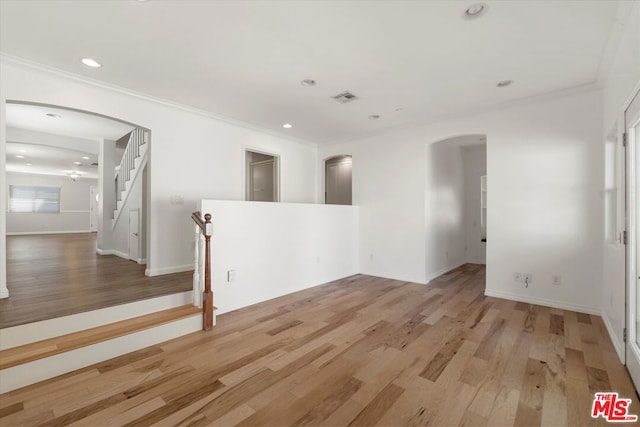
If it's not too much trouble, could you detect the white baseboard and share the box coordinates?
[0,291,193,350]
[426,261,466,283]
[6,230,91,236]
[602,311,625,363]
[96,248,129,260]
[484,289,601,315]
[0,287,9,299]
[146,264,194,277]
[0,314,201,394]
[136,258,147,265]
[358,271,427,285]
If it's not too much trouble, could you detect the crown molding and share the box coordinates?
[321,82,600,146]
[0,54,318,148]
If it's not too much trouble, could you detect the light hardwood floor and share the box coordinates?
[1,233,192,328]
[1,264,638,426]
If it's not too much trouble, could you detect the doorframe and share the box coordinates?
[323,154,353,205]
[624,83,640,391]
[243,147,281,202]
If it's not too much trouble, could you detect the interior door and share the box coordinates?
[250,160,275,202]
[128,208,140,262]
[626,90,640,391]
[325,156,352,205]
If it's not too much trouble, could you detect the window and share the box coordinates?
[9,185,61,213]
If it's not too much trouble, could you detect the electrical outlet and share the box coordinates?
[513,272,523,282]
[524,273,533,285]
[552,275,561,286]
[227,270,236,283]
[370,253,374,261]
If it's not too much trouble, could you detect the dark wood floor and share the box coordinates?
[1,264,637,426]
[0,233,192,329]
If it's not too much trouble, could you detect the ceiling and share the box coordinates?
[6,103,135,142]
[0,0,622,144]
[5,104,134,179]
[6,142,98,179]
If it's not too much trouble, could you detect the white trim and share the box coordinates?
[136,258,147,265]
[426,261,466,283]
[0,314,201,394]
[7,230,91,236]
[95,248,128,260]
[59,210,90,213]
[146,264,195,277]
[0,291,193,350]
[323,84,599,146]
[0,54,316,148]
[484,289,601,316]
[602,310,625,363]
[0,288,8,299]
[359,271,427,285]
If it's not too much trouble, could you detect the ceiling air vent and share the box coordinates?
[332,91,358,104]
[91,162,99,166]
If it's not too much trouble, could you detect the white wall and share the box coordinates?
[0,97,6,297]
[425,139,466,279]
[463,146,487,264]
[0,58,318,286]
[5,172,97,234]
[199,200,358,314]
[319,88,603,314]
[601,2,640,361]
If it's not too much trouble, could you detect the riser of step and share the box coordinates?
[0,314,201,394]
[0,291,193,350]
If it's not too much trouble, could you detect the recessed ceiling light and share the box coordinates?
[19,149,27,153]
[81,58,102,68]
[26,163,32,166]
[82,156,90,160]
[74,161,82,165]
[46,113,61,118]
[368,115,381,120]
[301,79,317,87]
[16,155,25,159]
[497,80,514,87]
[282,123,293,129]
[464,3,488,19]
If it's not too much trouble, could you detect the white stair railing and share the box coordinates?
[113,128,149,227]
[115,128,146,202]
[193,224,205,308]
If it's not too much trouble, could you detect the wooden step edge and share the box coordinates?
[0,305,201,370]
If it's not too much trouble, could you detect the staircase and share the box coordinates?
[0,294,201,394]
[113,127,148,227]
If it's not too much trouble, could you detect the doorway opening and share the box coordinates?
[245,150,280,202]
[426,134,487,281]
[325,155,352,205]
[1,101,189,328]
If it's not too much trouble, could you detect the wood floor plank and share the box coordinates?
[2,233,192,328]
[2,264,638,427]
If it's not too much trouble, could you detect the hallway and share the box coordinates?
[0,233,191,328]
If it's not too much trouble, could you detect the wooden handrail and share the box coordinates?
[191,211,213,331]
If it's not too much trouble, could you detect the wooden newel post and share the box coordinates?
[203,213,213,331]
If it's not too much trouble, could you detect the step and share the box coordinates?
[0,305,202,393]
